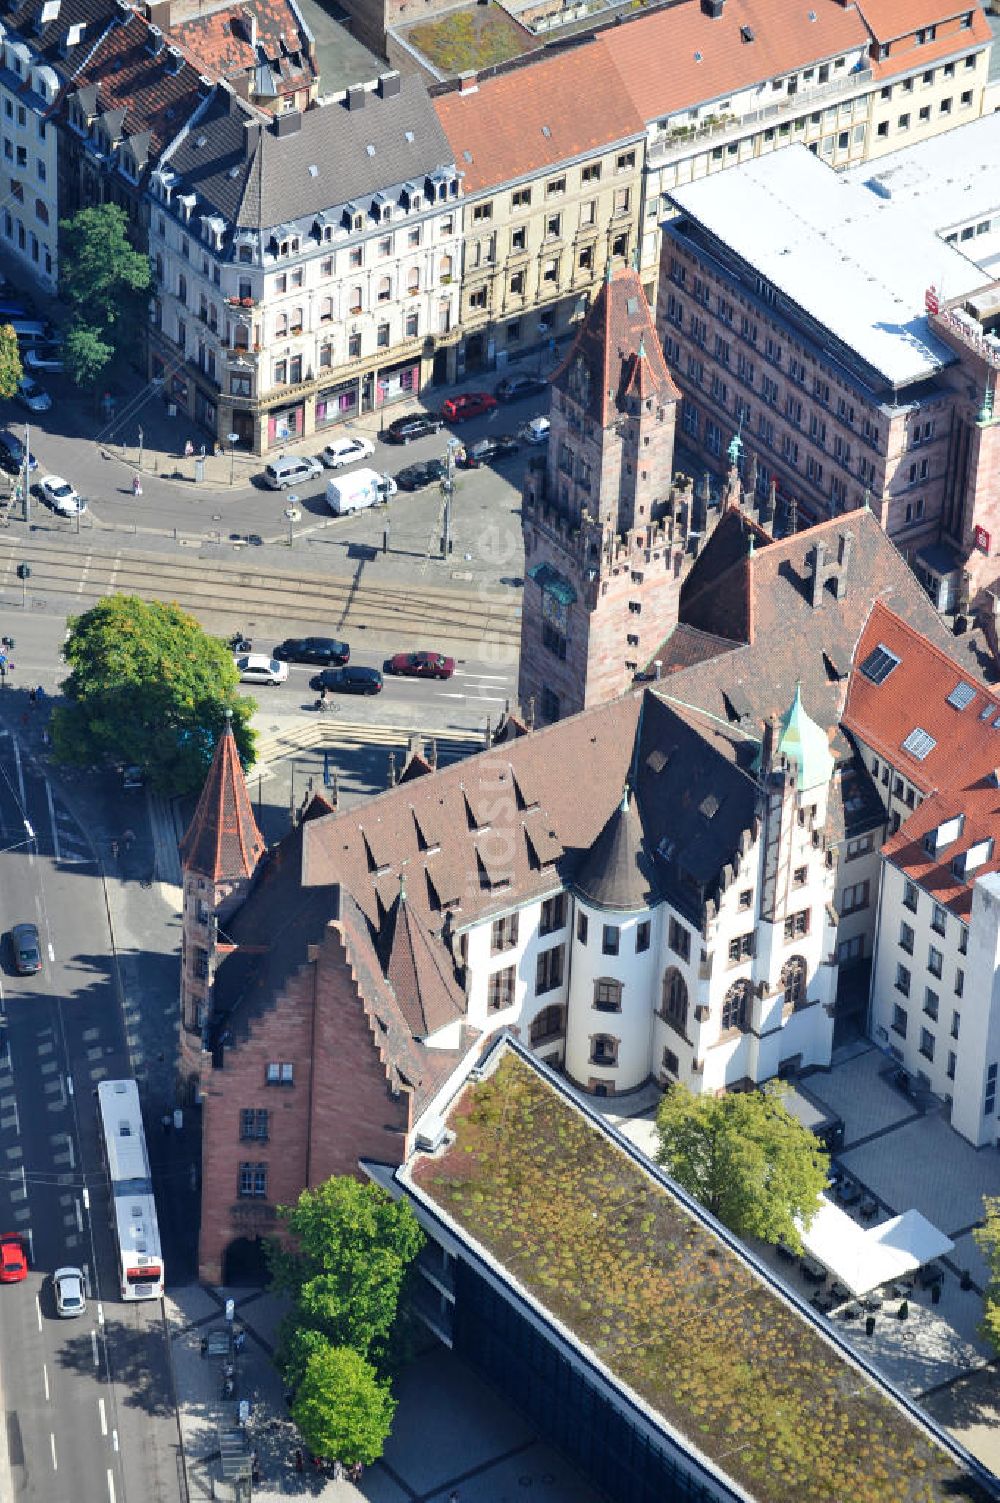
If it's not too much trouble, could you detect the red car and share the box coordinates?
[441,392,497,422]
[0,1233,27,1282]
[386,651,456,680]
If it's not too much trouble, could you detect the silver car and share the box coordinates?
[53,1266,86,1318]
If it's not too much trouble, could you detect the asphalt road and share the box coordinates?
[0,727,180,1503]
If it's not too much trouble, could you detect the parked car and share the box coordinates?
[458,435,519,469]
[396,458,446,491]
[273,636,350,666]
[0,1233,27,1283]
[520,415,551,444]
[383,414,444,445]
[234,653,288,686]
[494,373,548,403]
[385,650,456,680]
[0,433,37,474]
[442,392,497,422]
[321,435,376,469]
[24,344,64,374]
[39,475,85,515]
[261,454,323,490]
[311,666,383,695]
[16,377,50,414]
[11,922,41,975]
[53,1267,86,1318]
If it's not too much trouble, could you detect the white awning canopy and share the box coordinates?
[796,1201,954,1298]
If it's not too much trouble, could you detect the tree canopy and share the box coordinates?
[58,205,150,387]
[655,1081,828,1252]
[290,1343,396,1467]
[974,1197,1000,1351]
[51,594,254,793]
[270,1177,424,1365]
[0,323,22,400]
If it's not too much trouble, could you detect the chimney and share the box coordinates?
[243,118,262,158]
[458,71,478,94]
[165,43,184,74]
[346,84,366,111]
[809,541,827,607]
[378,70,401,98]
[145,22,164,54]
[837,529,854,571]
[274,109,301,137]
[146,0,171,28]
[701,0,724,14]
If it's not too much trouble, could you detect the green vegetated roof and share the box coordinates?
[404,4,533,73]
[413,1051,991,1503]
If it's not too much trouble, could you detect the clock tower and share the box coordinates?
[519,266,694,722]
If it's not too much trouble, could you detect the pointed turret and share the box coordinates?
[382,876,465,1038]
[777,683,834,792]
[180,713,264,883]
[574,786,660,911]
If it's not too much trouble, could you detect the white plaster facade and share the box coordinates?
[0,29,59,293]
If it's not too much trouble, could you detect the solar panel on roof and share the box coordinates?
[947,681,976,711]
[901,727,936,760]
[859,643,900,685]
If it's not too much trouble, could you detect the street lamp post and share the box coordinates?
[441,438,461,559]
[284,498,301,548]
[138,425,144,474]
[22,422,29,525]
[228,432,239,487]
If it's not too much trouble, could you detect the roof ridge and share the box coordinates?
[861,598,990,688]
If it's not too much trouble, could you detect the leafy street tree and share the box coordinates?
[271,1177,424,1365]
[51,594,254,794]
[64,321,114,390]
[655,1081,829,1252]
[290,1343,396,1467]
[0,323,22,399]
[974,1197,1000,1350]
[58,204,150,387]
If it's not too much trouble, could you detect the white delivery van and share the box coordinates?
[325,467,397,515]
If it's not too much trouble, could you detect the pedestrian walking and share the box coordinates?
[35,685,44,704]
[132,473,142,496]
[294,1449,304,1474]
[28,686,35,706]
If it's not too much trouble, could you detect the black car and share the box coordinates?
[458,435,520,469]
[310,666,383,695]
[396,458,447,491]
[494,373,548,403]
[0,432,37,476]
[11,922,41,975]
[383,414,444,445]
[274,636,350,666]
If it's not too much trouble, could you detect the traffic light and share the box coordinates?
[16,564,30,580]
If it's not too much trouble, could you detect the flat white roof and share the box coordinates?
[797,1200,954,1298]
[668,145,985,388]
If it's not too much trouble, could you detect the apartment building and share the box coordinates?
[432,45,644,379]
[147,75,461,451]
[844,600,1000,1147]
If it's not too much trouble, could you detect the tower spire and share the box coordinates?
[179,716,264,883]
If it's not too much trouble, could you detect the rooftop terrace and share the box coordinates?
[412,1046,994,1503]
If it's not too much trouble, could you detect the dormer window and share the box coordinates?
[925,815,964,857]
[953,838,994,880]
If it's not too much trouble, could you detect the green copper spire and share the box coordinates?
[777,682,834,792]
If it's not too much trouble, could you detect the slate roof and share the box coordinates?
[844,600,1000,918]
[432,39,643,195]
[178,718,264,883]
[551,265,679,428]
[382,881,466,1037]
[165,72,453,231]
[573,787,661,912]
[652,621,739,677]
[172,0,316,95]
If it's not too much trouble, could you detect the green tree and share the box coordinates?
[51,594,254,793]
[64,320,114,389]
[655,1081,828,1252]
[59,203,150,328]
[0,323,22,399]
[290,1343,395,1467]
[271,1177,424,1365]
[974,1197,1000,1350]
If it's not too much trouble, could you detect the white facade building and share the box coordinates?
[0,28,59,292]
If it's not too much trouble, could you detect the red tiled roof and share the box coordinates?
[858,0,983,43]
[173,0,315,89]
[844,599,1000,915]
[433,39,643,194]
[603,0,870,125]
[179,719,264,883]
[870,8,991,78]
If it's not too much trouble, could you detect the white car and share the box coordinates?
[17,377,51,413]
[53,1266,86,1318]
[234,653,288,686]
[40,475,85,515]
[322,435,375,470]
[520,415,550,445]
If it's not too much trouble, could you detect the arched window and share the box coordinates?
[274,311,288,338]
[782,955,808,1011]
[407,267,420,294]
[290,306,303,332]
[319,296,334,323]
[661,968,688,1030]
[440,254,453,281]
[34,198,48,226]
[721,979,751,1032]
[377,275,391,303]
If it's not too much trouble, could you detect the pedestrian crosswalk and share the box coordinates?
[251,717,487,774]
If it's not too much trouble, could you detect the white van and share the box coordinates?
[262,454,324,490]
[326,467,397,515]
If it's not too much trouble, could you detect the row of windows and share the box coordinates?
[875,92,974,141]
[475,152,638,225]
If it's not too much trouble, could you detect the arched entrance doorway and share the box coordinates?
[222,1235,268,1287]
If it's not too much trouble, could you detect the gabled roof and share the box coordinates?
[861,0,988,44]
[382,880,466,1037]
[574,786,661,912]
[551,265,679,428]
[870,10,993,80]
[172,0,316,92]
[432,38,643,195]
[179,718,264,883]
[844,600,1000,917]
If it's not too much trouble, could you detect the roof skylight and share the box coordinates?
[859,643,900,685]
[901,727,936,760]
[947,681,976,711]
